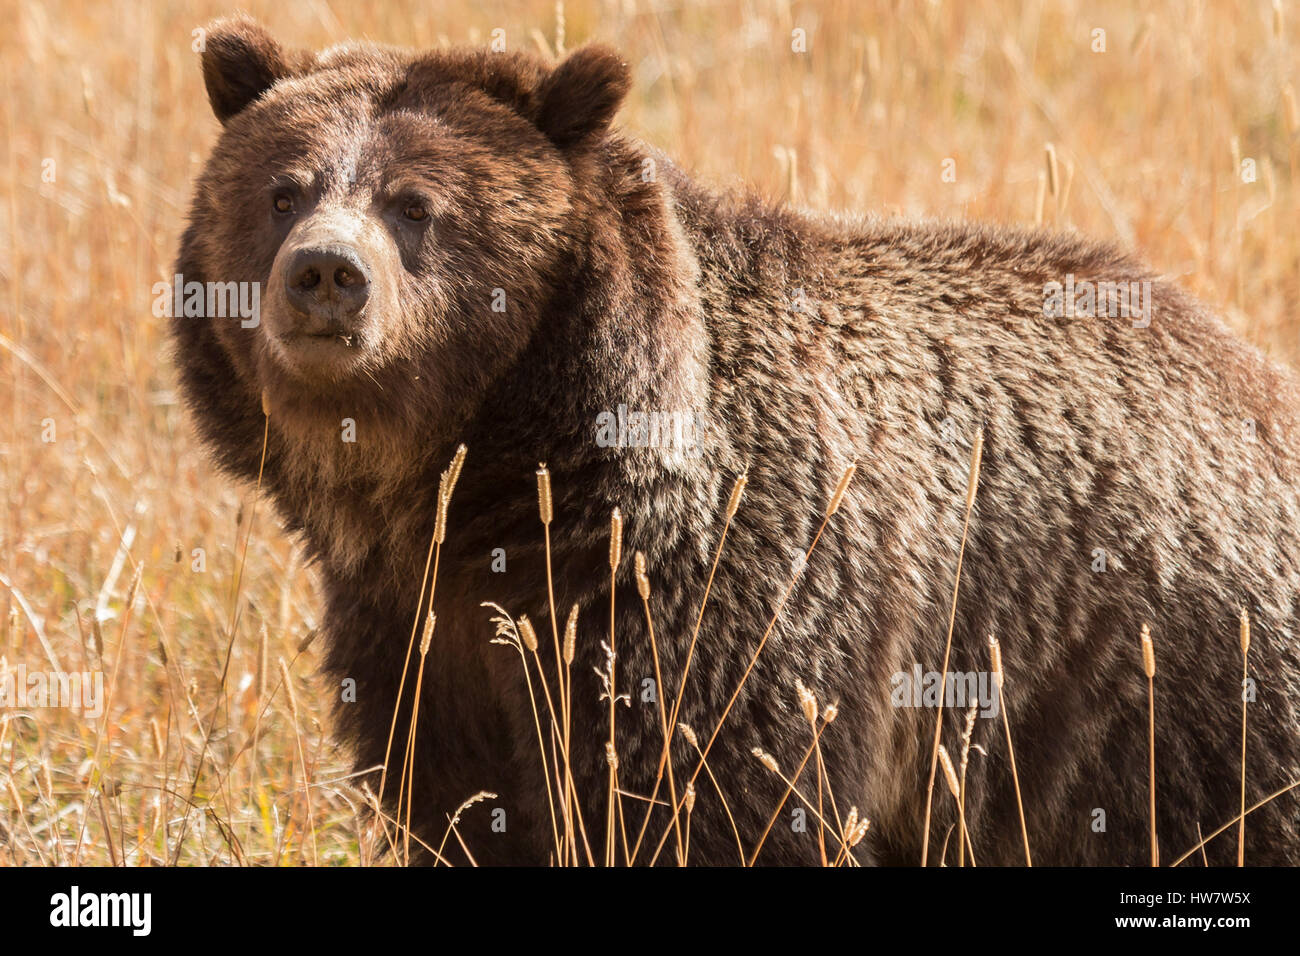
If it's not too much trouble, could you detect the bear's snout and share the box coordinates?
[259,205,400,383]
[284,245,371,337]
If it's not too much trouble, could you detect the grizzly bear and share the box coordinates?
[173,15,1300,866]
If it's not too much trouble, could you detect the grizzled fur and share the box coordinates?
[173,16,1300,865]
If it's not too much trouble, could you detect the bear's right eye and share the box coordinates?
[273,193,294,215]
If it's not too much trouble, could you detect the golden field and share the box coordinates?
[0,0,1296,865]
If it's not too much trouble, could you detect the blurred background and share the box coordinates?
[0,0,1295,864]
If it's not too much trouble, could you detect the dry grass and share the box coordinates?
[1141,621,1158,866]
[1,0,1298,866]
[988,634,1031,865]
[921,426,982,864]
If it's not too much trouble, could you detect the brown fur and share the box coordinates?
[173,16,1300,865]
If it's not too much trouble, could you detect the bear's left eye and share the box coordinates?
[273,193,294,215]
[403,203,428,222]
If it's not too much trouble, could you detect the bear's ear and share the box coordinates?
[534,45,631,148]
[200,16,299,124]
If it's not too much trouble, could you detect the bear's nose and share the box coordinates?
[285,246,370,326]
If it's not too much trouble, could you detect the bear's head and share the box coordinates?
[176,16,644,443]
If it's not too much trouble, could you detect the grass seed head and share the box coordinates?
[844,806,870,847]
[449,790,497,826]
[828,462,857,515]
[278,657,298,719]
[795,679,818,725]
[1141,623,1155,678]
[536,464,553,525]
[938,745,960,798]
[678,722,699,749]
[635,551,650,600]
[433,446,468,545]
[752,747,780,774]
[726,473,748,519]
[296,627,319,654]
[965,428,985,511]
[445,444,467,492]
[518,615,539,653]
[563,603,578,664]
[419,610,436,656]
[609,507,623,570]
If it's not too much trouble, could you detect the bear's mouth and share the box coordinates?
[269,324,368,383]
[301,330,358,348]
